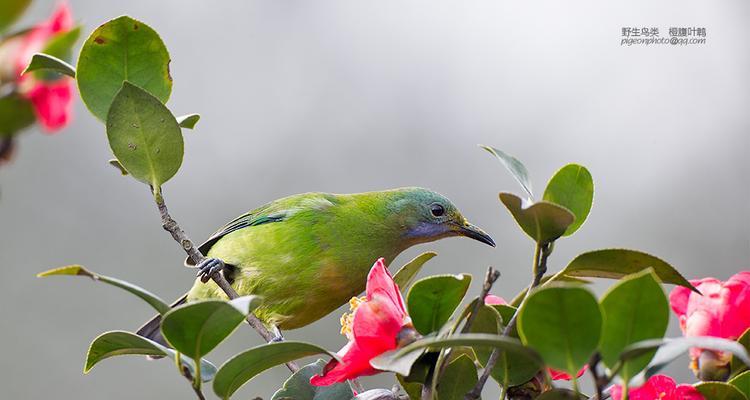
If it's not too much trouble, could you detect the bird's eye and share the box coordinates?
[430,204,445,217]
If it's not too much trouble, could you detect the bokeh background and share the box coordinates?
[1,0,748,398]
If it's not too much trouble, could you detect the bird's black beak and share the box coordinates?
[456,220,496,247]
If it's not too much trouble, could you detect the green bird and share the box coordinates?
[138,187,493,342]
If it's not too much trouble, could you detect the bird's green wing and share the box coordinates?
[184,193,336,266]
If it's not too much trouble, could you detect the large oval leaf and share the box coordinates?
[370,334,541,377]
[77,15,172,121]
[437,354,478,400]
[106,81,183,189]
[407,274,472,335]
[542,164,594,236]
[517,285,602,375]
[213,341,336,399]
[37,265,170,314]
[499,192,575,244]
[481,145,534,199]
[161,296,261,360]
[562,249,698,292]
[270,359,354,400]
[695,382,748,400]
[393,251,437,289]
[84,330,216,382]
[468,304,541,386]
[600,269,669,380]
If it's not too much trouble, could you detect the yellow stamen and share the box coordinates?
[339,296,366,337]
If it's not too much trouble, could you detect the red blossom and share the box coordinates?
[4,2,75,133]
[310,258,412,386]
[610,375,703,400]
[548,366,586,381]
[669,272,750,363]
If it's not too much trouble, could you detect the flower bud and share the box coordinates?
[696,350,731,382]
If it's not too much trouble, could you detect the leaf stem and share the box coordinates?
[430,267,501,397]
[465,242,552,400]
[154,191,299,373]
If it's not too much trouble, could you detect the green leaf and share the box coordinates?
[270,359,354,400]
[543,164,594,236]
[407,274,472,335]
[509,275,591,307]
[76,16,172,121]
[481,145,534,199]
[599,269,669,381]
[41,26,82,59]
[695,382,748,400]
[393,251,437,290]
[370,333,541,377]
[84,330,216,382]
[561,249,698,292]
[437,355,477,400]
[732,328,750,376]
[621,337,750,379]
[106,81,183,189]
[536,389,587,400]
[176,113,201,129]
[37,265,170,314]
[517,285,602,375]
[731,371,750,399]
[23,53,76,78]
[0,92,35,138]
[213,341,336,399]
[32,26,81,81]
[499,192,575,244]
[468,304,541,386]
[398,375,423,400]
[108,159,129,175]
[161,296,261,360]
[0,0,31,34]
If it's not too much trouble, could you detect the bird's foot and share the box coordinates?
[271,325,285,343]
[196,258,226,283]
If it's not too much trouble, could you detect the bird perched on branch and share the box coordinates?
[138,187,494,342]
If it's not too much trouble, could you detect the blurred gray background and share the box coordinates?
[1,0,748,398]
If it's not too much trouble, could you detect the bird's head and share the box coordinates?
[387,187,495,248]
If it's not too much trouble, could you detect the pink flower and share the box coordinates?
[611,375,703,400]
[311,258,414,386]
[484,294,508,305]
[669,272,750,363]
[4,2,74,132]
[548,366,587,381]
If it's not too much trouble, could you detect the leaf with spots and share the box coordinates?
[76,16,172,121]
[106,82,183,189]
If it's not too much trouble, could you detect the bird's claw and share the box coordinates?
[197,258,226,283]
[271,325,285,342]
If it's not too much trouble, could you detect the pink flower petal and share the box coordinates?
[26,80,73,133]
[548,365,587,381]
[484,294,508,306]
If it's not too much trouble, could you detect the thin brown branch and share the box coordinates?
[461,267,501,334]
[466,243,552,400]
[155,192,299,373]
[588,352,605,400]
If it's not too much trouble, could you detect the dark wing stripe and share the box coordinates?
[186,211,288,266]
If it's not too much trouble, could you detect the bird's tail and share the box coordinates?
[136,293,188,349]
